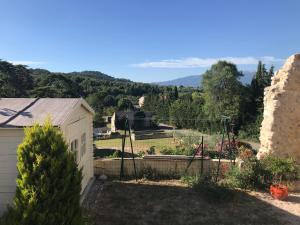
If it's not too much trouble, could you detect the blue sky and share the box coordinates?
[1,0,299,83]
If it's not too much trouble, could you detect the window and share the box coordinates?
[70,139,78,162]
[81,133,86,158]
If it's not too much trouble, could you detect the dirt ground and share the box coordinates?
[83,179,300,225]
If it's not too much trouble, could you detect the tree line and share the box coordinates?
[0,59,273,140]
[142,61,274,140]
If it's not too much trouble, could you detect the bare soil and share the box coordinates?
[83,179,300,225]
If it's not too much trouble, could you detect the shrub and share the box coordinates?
[10,120,84,225]
[137,151,145,158]
[106,150,121,158]
[142,167,160,180]
[160,147,186,155]
[181,175,236,203]
[261,155,298,184]
[224,155,299,190]
[224,156,267,189]
[146,146,156,155]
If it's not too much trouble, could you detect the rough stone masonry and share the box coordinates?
[258,54,300,163]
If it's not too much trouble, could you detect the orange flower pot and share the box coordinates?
[270,184,288,200]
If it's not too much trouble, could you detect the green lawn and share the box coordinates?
[94,137,177,153]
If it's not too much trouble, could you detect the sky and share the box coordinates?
[1,0,300,83]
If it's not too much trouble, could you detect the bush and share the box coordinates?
[106,150,121,158]
[9,120,84,225]
[160,147,186,155]
[146,146,156,155]
[181,175,236,203]
[224,160,266,189]
[261,155,298,184]
[137,151,145,158]
[142,167,160,180]
[224,155,299,190]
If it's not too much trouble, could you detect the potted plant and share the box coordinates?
[262,156,298,200]
[270,183,288,200]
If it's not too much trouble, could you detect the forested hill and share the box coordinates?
[29,68,130,82]
[0,60,165,125]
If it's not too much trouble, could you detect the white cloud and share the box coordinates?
[132,56,283,68]
[8,60,45,66]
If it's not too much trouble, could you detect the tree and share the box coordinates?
[0,60,33,97]
[12,120,84,225]
[173,86,179,99]
[103,95,116,107]
[201,61,244,124]
[250,62,274,113]
[117,98,134,111]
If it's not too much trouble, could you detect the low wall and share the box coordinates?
[94,155,234,178]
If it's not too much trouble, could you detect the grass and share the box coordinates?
[94,137,177,153]
[83,179,296,225]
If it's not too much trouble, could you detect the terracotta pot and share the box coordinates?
[270,184,288,200]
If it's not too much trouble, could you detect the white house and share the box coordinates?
[0,98,95,214]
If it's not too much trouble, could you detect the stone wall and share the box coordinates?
[258,54,300,163]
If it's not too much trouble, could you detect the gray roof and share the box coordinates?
[0,98,94,128]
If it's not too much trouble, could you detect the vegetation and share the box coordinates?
[143,61,274,140]
[1,120,84,225]
[0,59,274,140]
[181,175,236,203]
[224,155,299,190]
[94,137,177,152]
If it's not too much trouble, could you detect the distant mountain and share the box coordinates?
[155,75,201,87]
[154,71,255,87]
[240,71,255,84]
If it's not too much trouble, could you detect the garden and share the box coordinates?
[91,127,300,225]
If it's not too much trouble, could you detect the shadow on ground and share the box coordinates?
[83,180,300,225]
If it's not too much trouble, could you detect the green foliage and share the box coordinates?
[224,155,299,190]
[137,151,145,158]
[0,60,33,97]
[202,61,244,123]
[0,59,276,139]
[117,98,134,111]
[160,146,186,155]
[142,167,161,180]
[105,150,121,158]
[146,146,156,155]
[181,175,236,203]
[224,160,266,189]
[261,155,298,184]
[10,120,84,225]
[142,166,178,180]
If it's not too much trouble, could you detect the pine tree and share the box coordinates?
[174,86,179,99]
[264,65,274,86]
[13,120,84,225]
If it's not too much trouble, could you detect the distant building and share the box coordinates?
[111,110,154,132]
[138,96,145,108]
[102,116,112,123]
[93,127,111,139]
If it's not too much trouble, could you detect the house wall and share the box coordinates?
[61,105,94,193]
[0,128,24,215]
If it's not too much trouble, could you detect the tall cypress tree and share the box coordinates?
[13,120,84,225]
